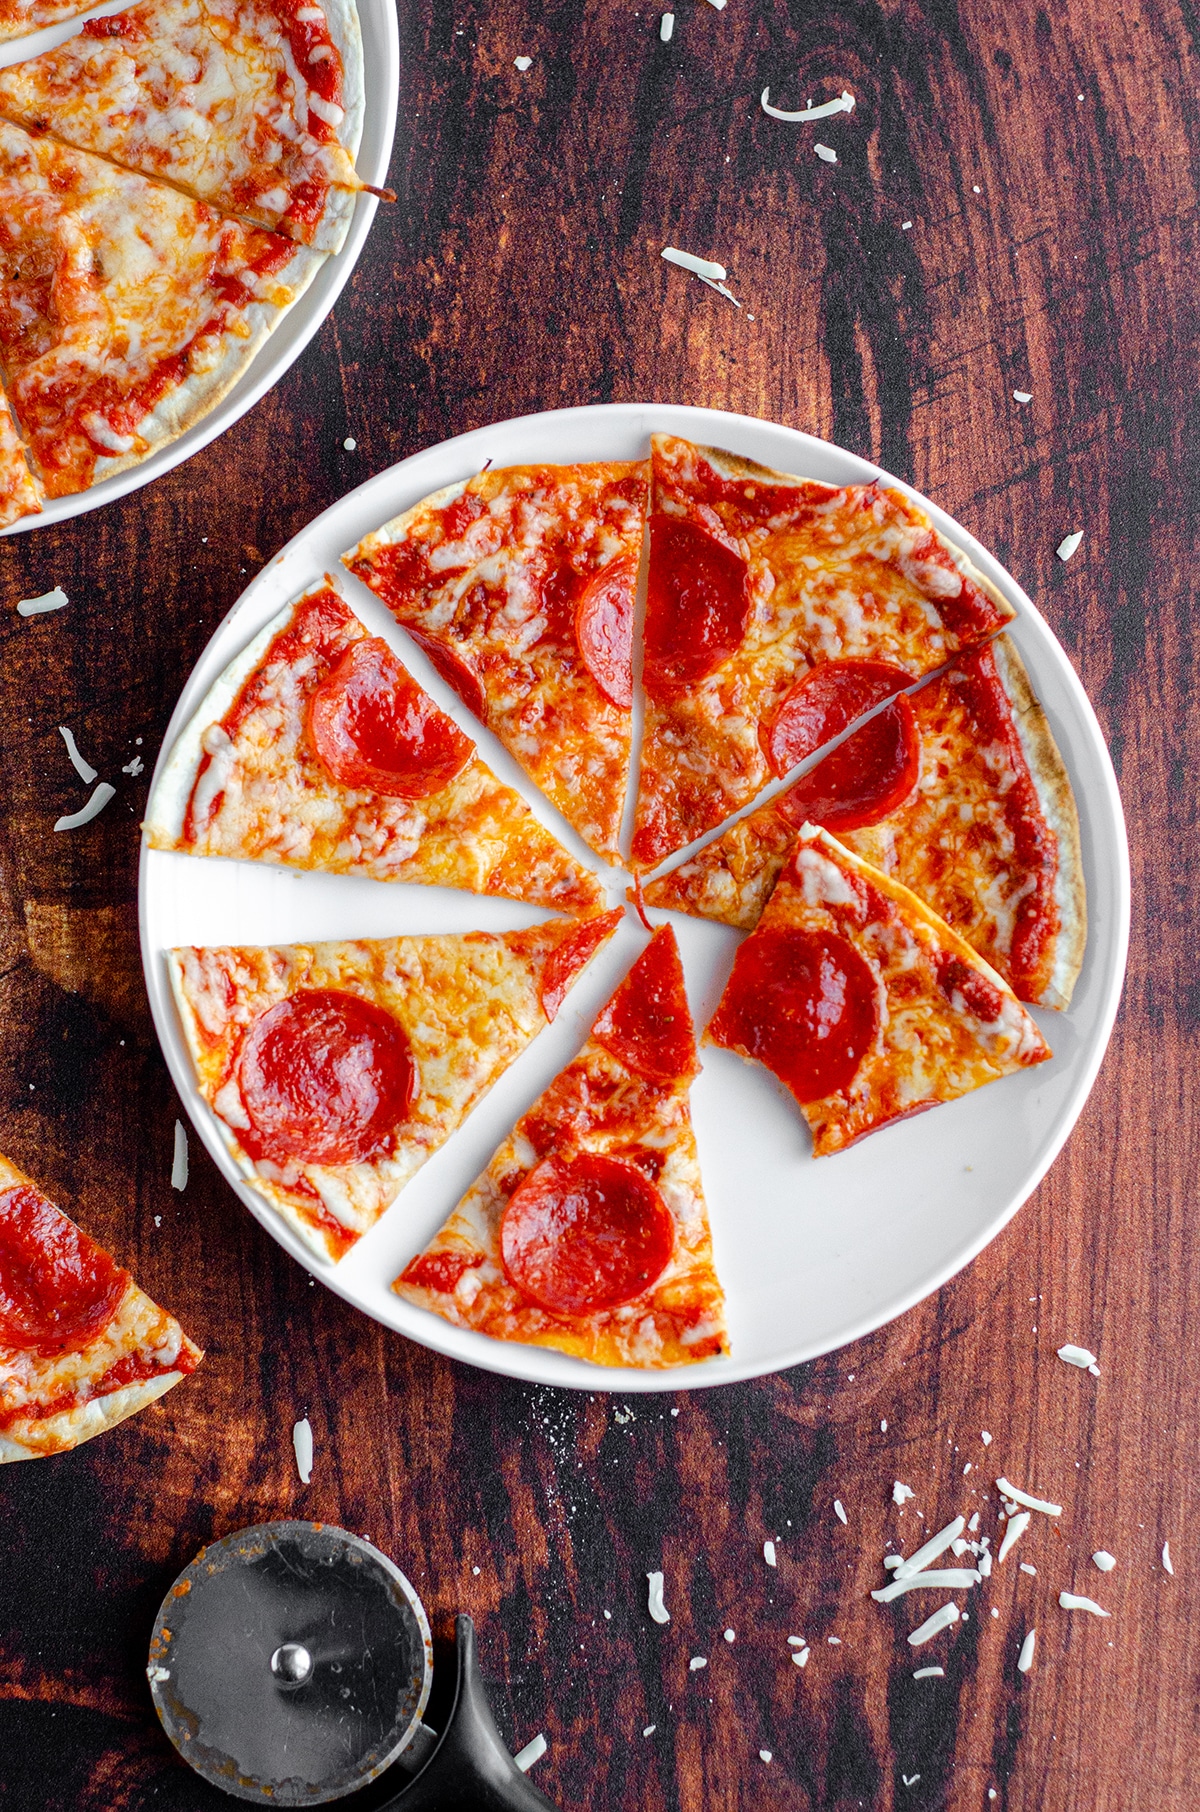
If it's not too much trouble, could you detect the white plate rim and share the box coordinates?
[138,401,1131,1393]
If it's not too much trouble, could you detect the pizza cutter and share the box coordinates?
[147,1520,560,1809]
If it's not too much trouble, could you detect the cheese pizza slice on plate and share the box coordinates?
[169,912,621,1262]
[0,0,94,40]
[394,926,729,1370]
[0,0,373,253]
[632,433,1016,868]
[705,825,1051,1154]
[0,390,41,528]
[146,579,603,913]
[343,460,648,862]
[0,1151,202,1461]
[646,636,1086,1009]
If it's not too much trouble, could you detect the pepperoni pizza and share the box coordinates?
[0,1152,202,1461]
[706,826,1051,1154]
[168,913,621,1262]
[394,927,729,1370]
[146,580,602,914]
[631,434,1016,868]
[343,460,648,860]
[645,636,1086,1009]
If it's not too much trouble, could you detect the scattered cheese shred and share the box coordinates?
[902,1778,921,1790]
[689,1655,707,1671]
[697,274,742,307]
[122,755,144,777]
[908,1603,960,1647]
[981,1432,992,1446]
[513,55,532,70]
[913,1666,944,1679]
[834,1500,848,1525]
[660,11,674,39]
[1163,1542,1174,1576]
[896,1516,966,1580]
[703,0,725,9]
[147,1664,170,1684]
[760,87,855,122]
[1017,1629,1036,1674]
[293,1416,313,1484]
[514,1734,547,1772]
[787,1635,805,1646]
[1058,1592,1110,1617]
[723,1628,736,1643]
[54,782,116,832]
[1056,531,1084,562]
[1092,1551,1116,1572]
[759,1750,772,1763]
[1020,1563,1037,1576]
[791,1647,810,1667]
[996,1478,1062,1517]
[872,1568,980,1605]
[643,1725,656,1737]
[893,1482,916,1506]
[763,1540,777,1567]
[647,1571,670,1624]
[171,1120,189,1192]
[1013,390,1033,403]
[978,1550,993,1579]
[662,245,727,280]
[1056,1343,1096,1367]
[17,586,68,617]
[814,143,838,163]
[58,725,98,784]
[998,1511,1032,1564]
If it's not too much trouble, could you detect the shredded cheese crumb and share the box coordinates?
[893,1481,916,1506]
[122,755,144,777]
[826,1636,841,1645]
[293,1416,313,1484]
[1013,390,1033,403]
[54,782,116,832]
[1058,1592,1110,1617]
[814,143,838,162]
[17,586,68,617]
[913,1666,944,1679]
[1056,531,1084,562]
[834,1500,848,1525]
[1092,1551,1116,1572]
[723,1628,736,1642]
[643,1725,656,1737]
[759,1750,772,1763]
[791,1647,810,1667]
[996,1478,1062,1517]
[171,1120,189,1192]
[147,1665,170,1683]
[872,1569,980,1604]
[787,1635,805,1646]
[660,11,674,39]
[1017,1629,1036,1674]
[896,1516,966,1579]
[662,245,727,281]
[760,86,855,122]
[58,725,98,784]
[1020,1563,1037,1576]
[647,1571,670,1624]
[907,1603,960,1647]
[1163,1542,1174,1575]
[763,1540,777,1567]
[1057,1343,1097,1368]
[343,437,357,451]
[689,1655,707,1671]
[513,55,532,70]
[998,1511,1032,1564]
[703,0,725,9]
[514,1734,547,1772]
[902,1778,921,1790]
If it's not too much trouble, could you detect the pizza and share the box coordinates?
[168,912,622,1262]
[645,636,1086,1009]
[343,460,648,860]
[394,926,728,1369]
[0,390,40,527]
[0,118,324,499]
[631,433,1017,869]
[0,1151,202,1461]
[0,0,95,40]
[706,825,1051,1154]
[145,580,603,913]
[0,0,373,254]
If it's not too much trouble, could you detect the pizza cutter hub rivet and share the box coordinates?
[270,1642,313,1686]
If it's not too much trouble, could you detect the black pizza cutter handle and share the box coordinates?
[381,1616,560,1812]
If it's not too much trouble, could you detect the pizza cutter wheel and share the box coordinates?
[147,1520,559,1810]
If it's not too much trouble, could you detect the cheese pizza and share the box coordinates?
[395,926,728,1369]
[146,580,603,913]
[0,1151,202,1461]
[646,637,1086,1009]
[0,390,40,527]
[0,117,322,498]
[706,826,1051,1154]
[343,460,648,861]
[169,913,622,1262]
[0,0,94,40]
[632,434,1016,868]
[0,0,372,254]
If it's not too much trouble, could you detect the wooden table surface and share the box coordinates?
[0,1,1193,1807]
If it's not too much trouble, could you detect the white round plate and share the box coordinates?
[0,0,398,536]
[139,403,1130,1392]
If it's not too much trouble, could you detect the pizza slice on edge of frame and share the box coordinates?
[0,388,41,528]
[0,0,95,41]
[394,926,729,1371]
[0,116,323,500]
[0,1152,202,1462]
[705,825,1051,1156]
[343,459,649,863]
[168,912,623,1263]
[0,0,374,254]
[145,579,604,915]
[644,636,1086,1010]
[631,432,1016,869]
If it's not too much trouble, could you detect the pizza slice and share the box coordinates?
[0,1151,202,1461]
[632,433,1016,868]
[0,0,375,253]
[394,926,729,1370]
[0,389,41,528]
[343,459,648,862]
[706,825,1051,1154]
[169,912,622,1262]
[0,117,322,498]
[145,580,603,914]
[645,638,1086,1009]
[0,0,95,41]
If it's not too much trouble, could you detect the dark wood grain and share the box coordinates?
[0,0,1196,1807]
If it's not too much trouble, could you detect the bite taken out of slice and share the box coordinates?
[168,913,621,1263]
[705,826,1050,1155]
[343,459,648,861]
[0,1151,202,1461]
[0,0,370,253]
[145,579,603,914]
[394,926,729,1371]
[645,637,1085,1008]
[631,434,1015,868]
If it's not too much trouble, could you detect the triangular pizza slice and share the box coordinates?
[0,117,322,498]
[343,459,648,862]
[0,1152,202,1461]
[632,433,1016,867]
[0,0,94,40]
[394,927,729,1371]
[0,390,41,528]
[706,826,1050,1154]
[146,580,603,914]
[169,912,622,1262]
[646,638,1086,1009]
[0,0,372,253]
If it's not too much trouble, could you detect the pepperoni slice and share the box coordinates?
[575,552,636,708]
[592,926,697,1083]
[0,1187,128,1357]
[308,637,474,798]
[235,989,415,1166]
[765,659,912,776]
[643,514,750,695]
[499,1153,674,1316]
[707,927,878,1104]
[539,910,623,1020]
[403,627,488,724]
[777,699,919,832]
